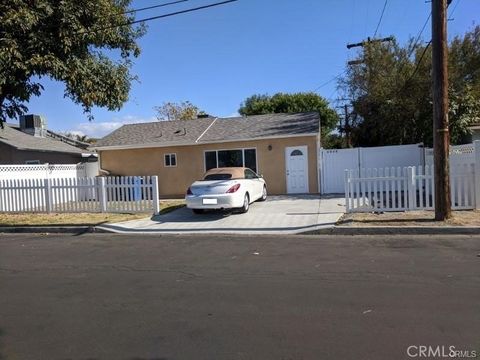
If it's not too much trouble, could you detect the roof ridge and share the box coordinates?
[118,112,318,127]
[93,112,320,149]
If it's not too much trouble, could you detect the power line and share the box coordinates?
[373,0,388,37]
[410,12,431,56]
[312,70,347,92]
[80,0,238,34]
[402,0,454,89]
[403,40,432,88]
[123,0,189,15]
[448,0,461,18]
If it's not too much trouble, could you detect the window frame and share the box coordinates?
[203,147,258,173]
[164,153,177,168]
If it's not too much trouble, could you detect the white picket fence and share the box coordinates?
[345,164,477,212]
[0,176,160,214]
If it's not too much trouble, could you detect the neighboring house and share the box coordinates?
[468,121,480,142]
[93,112,321,197]
[0,115,94,165]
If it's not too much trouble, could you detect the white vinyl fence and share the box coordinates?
[0,176,159,214]
[0,162,98,181]
[425,143,476,167]
[321,144,425,194]
[345,141,480,213]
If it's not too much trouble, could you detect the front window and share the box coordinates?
[204,148,257,172]
[218,150,243,168]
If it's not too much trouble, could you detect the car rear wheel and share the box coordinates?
[192,209,204,215]
[258,186,267,201]
[239,193,250,213]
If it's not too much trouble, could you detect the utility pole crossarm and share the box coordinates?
[346,36,394,66]
[346,36,394,49]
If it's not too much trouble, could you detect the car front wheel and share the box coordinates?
[258,186,267,201]
[239,193,250,213]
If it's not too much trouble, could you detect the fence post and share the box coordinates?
[407,166,416,210]
[474,141,480,210]
[98,177,107,213]
[344,169,350,213]
[152,176,160,215]
[44,163,49,180]
[44,178,53,213]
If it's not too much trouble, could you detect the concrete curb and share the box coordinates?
[305,226,480,235]
[0,226,110,234]
[1,225,478,236]
[95,224,337,235]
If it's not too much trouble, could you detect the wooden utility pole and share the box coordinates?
[343,104,352,148]
[432,0,452,220]
[336,104,353,147]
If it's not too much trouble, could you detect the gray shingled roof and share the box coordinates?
[0,124,85,154]
[94,112,320,148]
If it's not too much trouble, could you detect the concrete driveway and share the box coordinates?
[100,195,345,235]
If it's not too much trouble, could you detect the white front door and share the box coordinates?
[285,146,309,194]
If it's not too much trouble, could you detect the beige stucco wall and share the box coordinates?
[99,136,319,197]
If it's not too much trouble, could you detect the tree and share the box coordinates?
[154,101,202,121]
[63,132,97,144]
[0,0,145,126]
[338,26,480,147]
[238,92,339,135]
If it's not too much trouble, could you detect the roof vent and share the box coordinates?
[174,128,186,136]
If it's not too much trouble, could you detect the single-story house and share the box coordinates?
[93,112,321,197]
[0,114,95,165]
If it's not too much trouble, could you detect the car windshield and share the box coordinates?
[203,173,233,181]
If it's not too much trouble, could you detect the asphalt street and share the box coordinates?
[0,233,479,360]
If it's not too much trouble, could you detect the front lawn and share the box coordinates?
[337,210,480,227]
[0,200,185,226]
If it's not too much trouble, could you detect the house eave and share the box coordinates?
[0,139,88,155]
[92,133,319,151]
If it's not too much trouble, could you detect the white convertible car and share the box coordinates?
[185,167,267,214]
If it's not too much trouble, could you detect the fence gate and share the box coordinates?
[320,144,425,194]
[321,148,358,194]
